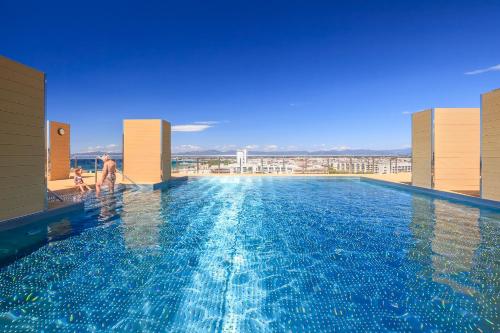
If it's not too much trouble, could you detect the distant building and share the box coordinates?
[236,149,247,166]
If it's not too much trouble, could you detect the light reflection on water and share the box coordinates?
[0,178,498,332]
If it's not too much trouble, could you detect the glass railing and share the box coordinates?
[69,156,412,175]
[171,156,412,175]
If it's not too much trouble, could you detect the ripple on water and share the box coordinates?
[0,177,498,332]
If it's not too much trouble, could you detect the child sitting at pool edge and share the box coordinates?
[74,168,92,192]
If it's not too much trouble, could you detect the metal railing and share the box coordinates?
[47,189,64,202]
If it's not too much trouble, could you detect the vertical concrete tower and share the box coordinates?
[47,121,70,181]
[123,119,171,184]
[0,56,46,221]
[481,89,500,201]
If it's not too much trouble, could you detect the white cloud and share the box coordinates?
[86,145,102,151]
[194,121,219,125]
[172,124,212,132]
[245,144,259,149]
[465,64,500,75]
[262,144,278,151]
[172,120,225,132]
[401,111,412,115]
[84,144,120,152]
[214,144,237,151]
[173,144,202,152]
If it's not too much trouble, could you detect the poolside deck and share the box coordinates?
[48,172,481,199]
[48,171,123,192]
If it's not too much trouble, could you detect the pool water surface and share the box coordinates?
[0,177,498,332]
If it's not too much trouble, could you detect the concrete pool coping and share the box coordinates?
[120,176,189,190]
[0,200,85,232]
[360,177,500,210]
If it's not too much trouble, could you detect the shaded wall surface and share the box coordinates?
[0,56,46,221]
[412,110,432,188]
[481,89,500,201]
[123,119,171,184]
[412,108,480,193]
[48,121,70,181]
[161,120,171,180]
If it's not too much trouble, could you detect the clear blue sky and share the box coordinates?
[2,0,499,153]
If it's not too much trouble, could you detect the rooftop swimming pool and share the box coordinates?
[0,177,498,332]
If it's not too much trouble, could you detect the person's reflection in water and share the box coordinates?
[47,218,73,242]
[97,193,119,223]
[122,190,161,250]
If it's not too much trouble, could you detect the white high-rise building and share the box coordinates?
[236,149,247,166]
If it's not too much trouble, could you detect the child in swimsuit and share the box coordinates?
[74,168,92,192]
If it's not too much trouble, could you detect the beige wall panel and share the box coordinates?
[432,158,478,169]
[0,67,44,88]
[0,77,44,99]
[0,175,44,187]
[481,89,500,201]
[48,121,70,180]
[0,133,45,146]
[0,111,42,127]
[0,56,46,221]
[0,56,44,81]
[433,108,480,192]
[0,122,44,137]
[0,99,44,118]
[412,110,432,188]
[161,120,171,181]
[431,180,480,191]
[0,183,46,200]
[1,145,45,156]
[0,88,43,108]
[123,119,163,184]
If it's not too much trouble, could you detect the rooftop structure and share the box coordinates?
[122,119,171,184]
[412,108,480,194]
[0,56,47,221]
[47,121,70,181]
[481,89,500,201]
[0,56,82,225]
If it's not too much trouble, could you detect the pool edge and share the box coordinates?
[361,177,500,210]
[0,201,85,232]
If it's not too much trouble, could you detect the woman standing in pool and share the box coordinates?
[96,154,116,195]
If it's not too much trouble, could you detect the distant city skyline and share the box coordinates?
[2,0,499,153]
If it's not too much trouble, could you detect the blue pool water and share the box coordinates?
[0,177,498,332]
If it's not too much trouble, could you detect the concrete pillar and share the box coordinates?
[123,119,171,184]
[47,121,70,181]
[481,89,500,201]
[0,56,46,221]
